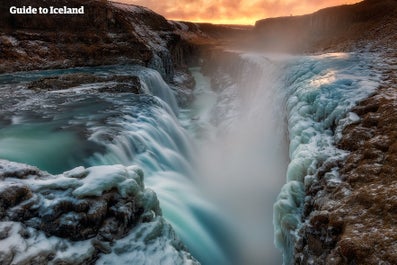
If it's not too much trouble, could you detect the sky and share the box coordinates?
[118,0,362,25]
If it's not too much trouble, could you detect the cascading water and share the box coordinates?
[0,65,231,265]
[85,96,231,265]
[189,53,289,265]
[184,51,379,265]
[0,51,381,265]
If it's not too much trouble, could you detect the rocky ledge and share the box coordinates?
[294,52,397,264]
[0,160,199,265]
[0,0,203,84]
[27,73,142,93]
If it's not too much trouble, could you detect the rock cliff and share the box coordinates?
[254,0,397,52]
[0,0,202,83]
[295,52,397,265]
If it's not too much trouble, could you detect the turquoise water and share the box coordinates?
[0,123,81,173]
[0,52,381,265]
[0,65,232,265]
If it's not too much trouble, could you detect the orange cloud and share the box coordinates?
[117,0,362,25]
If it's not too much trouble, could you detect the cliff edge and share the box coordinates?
[254,0,397,53]
[0,0,202,82]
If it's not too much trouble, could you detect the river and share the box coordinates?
[0,52,380,265]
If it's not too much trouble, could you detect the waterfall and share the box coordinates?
[82,71,231,265]
[192,51,380,265]
[137,66,179,114]
[0,65,230,265]
[0,52,381,265]
[191,53,290,265]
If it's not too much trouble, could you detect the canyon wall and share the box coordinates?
[0,0,202,82]
[254,0,397,52]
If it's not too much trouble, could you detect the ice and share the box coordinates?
[97,217,199,265]
[273,52,381,263]
[0,221,95,264]
[72,165,142,198]
[0,160,198,265]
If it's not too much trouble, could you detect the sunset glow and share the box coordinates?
[118,0,363,25]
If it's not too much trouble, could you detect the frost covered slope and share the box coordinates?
[294,52,397,265]
[0,160,199,265]
[0,0,201,82]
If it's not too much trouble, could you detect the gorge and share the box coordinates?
[0,0,396,265]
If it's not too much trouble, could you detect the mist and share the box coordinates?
[188,54,290,264]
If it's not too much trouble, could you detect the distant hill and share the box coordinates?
[254,0,397,52]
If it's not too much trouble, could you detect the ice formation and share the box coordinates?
[0,160,199,265]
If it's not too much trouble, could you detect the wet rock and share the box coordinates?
[27,73,142,93]
[1,183,144,242]
[0,184,32,212]
[91,239,112,254]
[0,0,207,86]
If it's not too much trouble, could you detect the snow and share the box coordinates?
[71,165,141,198]
[0,160,198,265]
[0,222,95,264]
[272,52,381,263]
[110,2,152,14]
[97,217,199,265]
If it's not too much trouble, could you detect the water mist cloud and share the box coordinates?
[186,54,293,264]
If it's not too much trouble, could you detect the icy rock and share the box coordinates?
[294,55,397,264]
[27,74,142,93]
[0,159,198,265]
[0,161,154,241]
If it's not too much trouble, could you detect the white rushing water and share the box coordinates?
[0,51,381,265]
[184,56,288,265]
[0,65,230,265]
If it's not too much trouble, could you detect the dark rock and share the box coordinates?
[295,54,397,264]
[0,224,11,240]
[0,0,152,71]
[0,162,159,243]
[0,251,14,265]
[27,73,142,93]
[92,239,112,254]
[253,0,397,53]
[0,184,32,216]
[0,0,205,83]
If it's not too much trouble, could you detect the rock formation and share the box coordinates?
[27,73,142,93]
[294,52,397,265]
[0,0,202,83]
[0,160,199,265]
[254,0,397,52]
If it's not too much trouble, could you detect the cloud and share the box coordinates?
[118,0,362,24]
